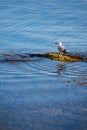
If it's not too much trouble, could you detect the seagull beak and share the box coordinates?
[54,42,58,44]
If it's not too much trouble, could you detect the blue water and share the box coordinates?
[0,0,87,130]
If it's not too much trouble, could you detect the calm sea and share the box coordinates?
[0,0,87,130]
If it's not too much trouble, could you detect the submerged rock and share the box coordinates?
[43,52,86,62]
[1,51,87,62]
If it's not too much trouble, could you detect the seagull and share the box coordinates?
[55,41,67,53]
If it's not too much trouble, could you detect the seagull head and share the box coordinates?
[58,41,62,46]
[55,41,62,45]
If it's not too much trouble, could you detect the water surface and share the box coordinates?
[0,0,87,130]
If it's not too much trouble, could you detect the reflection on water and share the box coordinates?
[57,63,66,76]
[0,0,87,129]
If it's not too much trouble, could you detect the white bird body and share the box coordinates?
[57,42,67,53]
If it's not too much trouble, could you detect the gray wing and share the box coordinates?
[58,45,67,53]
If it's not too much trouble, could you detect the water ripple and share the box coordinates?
[0,51,87,87]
